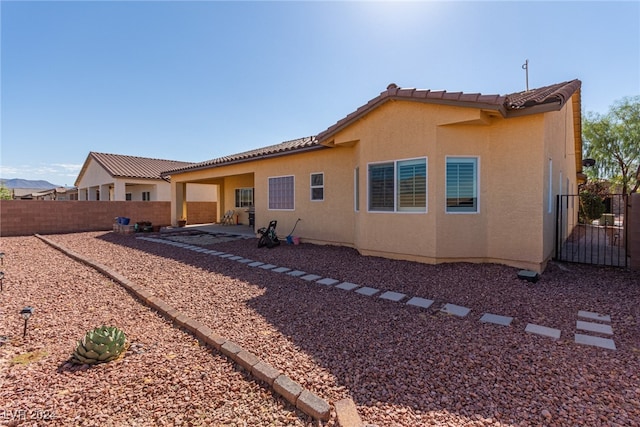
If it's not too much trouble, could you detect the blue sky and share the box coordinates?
[1,1,638,186]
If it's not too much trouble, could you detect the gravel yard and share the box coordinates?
[1,230,639,426]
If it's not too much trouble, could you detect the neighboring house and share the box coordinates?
[163,80,584,272]
[31,187,78,200]
[75,152,197,202]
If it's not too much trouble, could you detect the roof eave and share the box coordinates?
[161,144,327,177]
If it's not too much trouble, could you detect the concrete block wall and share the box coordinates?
[185,201,217,225]
[630,193,640,271]
[0,200,172,237]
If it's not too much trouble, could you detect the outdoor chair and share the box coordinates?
[221,210,235,226]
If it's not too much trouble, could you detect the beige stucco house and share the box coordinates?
[75,152,217,203]
[163,80,584,272]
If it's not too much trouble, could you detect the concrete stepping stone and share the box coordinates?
[301,274,322,281]
[575,333,616,350]
[379,291,406,302]
[272,267,291,273]
[218,253,234,258]
[578,310,611,323]
[316,278,339,286]
[576,320,613,335]
[237,258,253,263]
[287,270,307,277]
[336,282,359,291]
[480,313,513,326]
[228,255,244,260]
[355,286,379,296]
[440,303,470,317]
[406,297,434,309]
[259,264,278,270]
[248,261,264,267]
[525,323,561,339]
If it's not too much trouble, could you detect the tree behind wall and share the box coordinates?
[583,96,640,194]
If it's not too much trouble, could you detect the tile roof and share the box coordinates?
[162,79,581,176]
[75,152,194,186]
[317,79,581,143]
[162,136,322,176]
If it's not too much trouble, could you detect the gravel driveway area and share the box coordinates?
[2,230,639,426]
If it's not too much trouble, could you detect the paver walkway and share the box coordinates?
[137,235,618,351]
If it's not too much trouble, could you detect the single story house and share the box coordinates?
[163,80,583,272]
[75,152,217,203]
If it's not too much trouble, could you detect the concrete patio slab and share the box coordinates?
[578,310,611,323]
[316,278,339,286]
[480,313,513,326]
[355,286,379,296]
[379,291,406,302]
[525,323,561,339]
[272,267,291,273]
[336,282,359,291]
[440,303,470,317]
[575,333,616,350]
[287,270,307,277]
[576,320,613,335]
[406,297,434,309]
[301,274,322,282]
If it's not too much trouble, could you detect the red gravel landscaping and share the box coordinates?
[1,231,639,426]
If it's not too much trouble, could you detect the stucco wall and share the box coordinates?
[168,98,579,272]
[0,200,171,236]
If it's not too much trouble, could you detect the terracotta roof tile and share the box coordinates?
[163,79,581,177]
[163,136,321,176]
[316,79,580,142]
[88,152,193,180]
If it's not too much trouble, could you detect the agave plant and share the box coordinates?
[72,326,127,365]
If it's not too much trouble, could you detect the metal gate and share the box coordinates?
[555,194,628,267]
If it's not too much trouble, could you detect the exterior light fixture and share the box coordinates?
[20,307,34,337]
[582,158,596,167]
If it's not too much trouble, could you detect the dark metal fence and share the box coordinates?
[555,194,628,267]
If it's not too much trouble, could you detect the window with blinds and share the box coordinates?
[268,175,294,210]
[446,157,478,213]
[368,158,427,212]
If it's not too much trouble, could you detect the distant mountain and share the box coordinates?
[0,178,59,189]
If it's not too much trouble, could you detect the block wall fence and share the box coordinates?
[0,200,217,237]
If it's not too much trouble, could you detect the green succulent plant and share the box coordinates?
[72,326,127,365]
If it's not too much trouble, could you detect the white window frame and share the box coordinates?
[445,156,479,214]
[268,175,295,211]
[310,172,324,201]
[367,157,427,213]
[235,187,254,208]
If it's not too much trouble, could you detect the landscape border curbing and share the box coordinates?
[35,234,333,422]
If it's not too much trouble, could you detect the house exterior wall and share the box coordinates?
[169,97,579,272]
